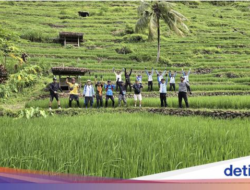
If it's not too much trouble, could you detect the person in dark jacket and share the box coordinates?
[118,81,127,106]
[132,80,143,107]
[178,76,189,108]
[124,68,132,92]
[49,77,62,110]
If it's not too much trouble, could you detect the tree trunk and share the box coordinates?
[4,55,6,66]
[156,17,160,63]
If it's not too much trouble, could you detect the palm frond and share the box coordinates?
[148,14,157,41]
[158,2,174,13]
[162,13,184,36]
[137,2,151,16]
[135,13,151,33]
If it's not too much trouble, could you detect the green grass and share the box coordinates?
[1,113,250,178]
[26,95,250,110]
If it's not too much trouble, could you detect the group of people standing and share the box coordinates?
[48,67,192,110]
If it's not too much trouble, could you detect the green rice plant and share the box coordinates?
[1,113,250,178]
[25,95,250,110]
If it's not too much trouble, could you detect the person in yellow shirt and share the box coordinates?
[95,75,104,108]
[66,77,80,108]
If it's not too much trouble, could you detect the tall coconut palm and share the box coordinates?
[135,1,189,63]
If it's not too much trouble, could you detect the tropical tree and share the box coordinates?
[135,1,189,63]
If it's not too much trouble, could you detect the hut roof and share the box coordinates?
[59,32,83,38]
[51,67,89,75]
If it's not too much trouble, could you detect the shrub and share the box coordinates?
[0,65,42,98]
[125,24,134,34]
[159,57,172,66]
[193,47,221,54]
[129,54,153,62]
[123,34,148,43]
[20,30,48,42]
[115,46,133,54]
[18,107,47,119]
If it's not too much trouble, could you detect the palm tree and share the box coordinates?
[135,1,189,63]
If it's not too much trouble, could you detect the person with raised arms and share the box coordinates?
[124,68,133,92]
[159,76,168,107]
[104,80,116,108]
[182,68,192,94]
[94,75,104,108]
[66,77,80,108]
[178,76,189,108]
[83,79,95,108]
[48,77,62,110]
[156,69,167,89]
[118,81,127,107]
[169,70,177,92]
[135,71,143,85]
[145,67,154,91]
[132,79,143,107]
[113,67,124,91]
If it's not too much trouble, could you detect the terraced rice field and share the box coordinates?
[1,1,250,179]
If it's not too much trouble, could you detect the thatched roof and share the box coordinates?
[59,32,83,38]
[51,67,89,75]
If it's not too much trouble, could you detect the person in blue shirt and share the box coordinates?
[104,80,116,108]
[156,69,167,89]
[159,76,168,107]
[135,71,142,85]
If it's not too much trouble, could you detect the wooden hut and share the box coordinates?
[78,11,89,17]
[59,32,84,47]
[51,67,90,91]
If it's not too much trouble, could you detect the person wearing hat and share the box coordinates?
[132,79,143,107]
[104,80,116,107]
[118,81,127,107]
[48,77,62,110]
[159,76,168,107]
[182,68,192,94]
[178,76,189,108]
[66,77,80,108]
[145,68,154,91]
[83,79,95,108]
[156,69,167,89]
[95,75,104,108]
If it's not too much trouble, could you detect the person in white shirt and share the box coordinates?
[145,68,154,91]
[168,70,177,92]
[113,67,124,91]
[159,76,168,107]
[83,80,95,108]
[156,69,167,89]
[182,68,192,94]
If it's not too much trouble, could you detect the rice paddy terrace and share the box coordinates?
[0,1,250,109]
[1,1,250,90]
[2,1,250,179]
